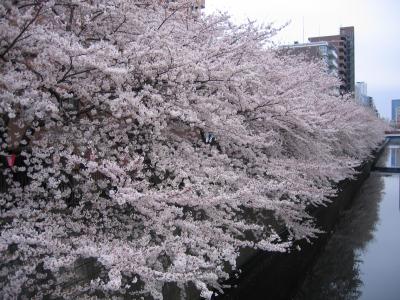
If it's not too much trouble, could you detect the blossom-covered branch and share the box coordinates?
[0,0,386,299]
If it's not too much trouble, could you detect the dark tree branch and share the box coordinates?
[57,67,96,84]
[157,10,178,31]
[58,56,74,83]
[91,11,104,21]
[0,5,43,61]
[47,88,63,107]
[112,15,127,34]
[66,5,76,32]
[76,104,96,118]
[18,2,39,10]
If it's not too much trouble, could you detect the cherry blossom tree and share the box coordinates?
[0,1,386,299]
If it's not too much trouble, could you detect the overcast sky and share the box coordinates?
[205,0,400,119]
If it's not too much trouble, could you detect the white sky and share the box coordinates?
[205,0,400,119]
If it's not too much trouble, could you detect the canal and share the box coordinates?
[295,139,400,300]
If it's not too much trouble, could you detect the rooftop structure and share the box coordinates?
[392,99,400,128]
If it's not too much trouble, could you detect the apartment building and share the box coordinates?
[309,26,355,93]
[281,41,339,77]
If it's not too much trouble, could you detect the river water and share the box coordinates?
[295,141,400,300]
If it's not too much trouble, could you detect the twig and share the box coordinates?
[0,5,43,61]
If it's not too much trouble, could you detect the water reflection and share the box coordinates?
[375,138,400,168]
[390,147,400,168]
[295,173,385,300]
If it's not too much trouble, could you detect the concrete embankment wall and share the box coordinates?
[215,144,386,300]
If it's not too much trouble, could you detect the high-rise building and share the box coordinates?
[355,82,378,116]
[355,81,367,97]
[280,41,338,76]
[355,82,370,105]
[392,99,400,128]
[309,26,355,93]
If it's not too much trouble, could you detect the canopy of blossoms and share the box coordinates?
[0,1,386,299]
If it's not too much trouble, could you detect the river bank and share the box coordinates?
[215,142,387,300]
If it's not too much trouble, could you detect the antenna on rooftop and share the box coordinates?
[302,16,305,43]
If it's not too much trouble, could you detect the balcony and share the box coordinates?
[328,50,338,59]
[330,60,339,68]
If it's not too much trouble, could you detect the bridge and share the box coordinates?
[384,130,400,138]
[372,134,400,173]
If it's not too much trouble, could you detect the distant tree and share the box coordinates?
[0,0,386,299]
